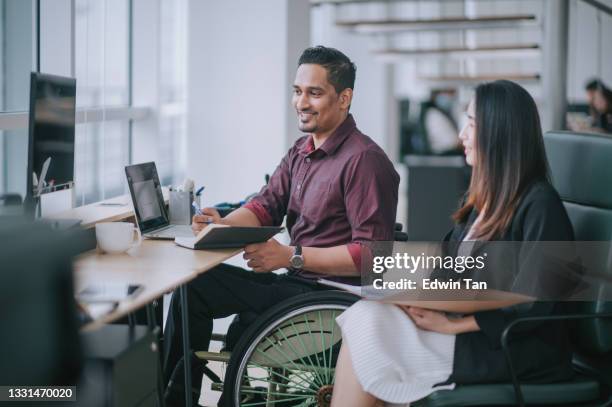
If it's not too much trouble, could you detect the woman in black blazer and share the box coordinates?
[331,80,576,406]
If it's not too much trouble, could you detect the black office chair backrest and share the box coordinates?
[544,130,612,355]
[0,218,83,385]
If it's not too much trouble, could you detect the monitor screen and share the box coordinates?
[27,72,76,198]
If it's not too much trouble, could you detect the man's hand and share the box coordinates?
[400,306,459,335]
[243,238,293,273]
[191,207,223,235]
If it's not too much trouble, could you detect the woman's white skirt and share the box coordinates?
[336,300,456,405]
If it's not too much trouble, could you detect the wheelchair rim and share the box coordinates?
[234,303,349,407]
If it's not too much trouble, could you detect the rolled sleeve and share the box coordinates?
[243,201,273,227]
[346,242,362,270]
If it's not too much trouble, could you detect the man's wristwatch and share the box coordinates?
[289,245,304,270]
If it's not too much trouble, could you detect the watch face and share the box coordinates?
[290,255,304,269]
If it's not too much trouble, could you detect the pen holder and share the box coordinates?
[169,190,193,225]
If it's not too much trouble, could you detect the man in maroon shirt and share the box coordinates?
[164,46,399,405]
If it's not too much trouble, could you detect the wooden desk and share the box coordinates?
[76,240,241,330]
[47,187,169,229]
[75,239,241,407]
[48,188,224,407]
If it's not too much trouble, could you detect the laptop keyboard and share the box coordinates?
[148,225,193,239]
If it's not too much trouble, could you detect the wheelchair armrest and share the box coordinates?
[500,311,612,407]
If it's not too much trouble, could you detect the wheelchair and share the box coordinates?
[193,224,407,407]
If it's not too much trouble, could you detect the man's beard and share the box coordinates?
[298,121,317,133]
[298,115,317,133]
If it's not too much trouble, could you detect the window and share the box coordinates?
[74,0,131,204]
[158,0,188,185]
[0,0,188,210]
[0,0,34,197]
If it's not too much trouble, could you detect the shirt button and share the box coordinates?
[306,158,311,163]
[297,184,301,190]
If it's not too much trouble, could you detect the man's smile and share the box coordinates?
[299,111,317,121]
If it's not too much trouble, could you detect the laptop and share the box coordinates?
[125,162,194,240]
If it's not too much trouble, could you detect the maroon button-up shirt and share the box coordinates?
[244,114,399,280]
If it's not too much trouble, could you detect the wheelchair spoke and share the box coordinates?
[254,338,321,387]
[242,377,312,396]
[241,388,314,398]
[303,313,328,384]
[318,310,329,384]
[240,393,315,406]
[261,335,325,386]
[289,319,327,388]
[274,319,327,388]
[243,369,317,394]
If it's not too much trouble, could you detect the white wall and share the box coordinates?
[311,3,396,156]
[186,0,309,205]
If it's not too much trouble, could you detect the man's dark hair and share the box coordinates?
[298,46,356,94]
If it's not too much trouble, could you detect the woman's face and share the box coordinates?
[459,98,477,166]
[593,89,609,113]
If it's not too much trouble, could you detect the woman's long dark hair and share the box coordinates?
[453,80,550,240]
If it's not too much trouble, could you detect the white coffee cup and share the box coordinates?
[95,222,142,254]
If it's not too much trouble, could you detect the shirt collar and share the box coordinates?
[298,114,356,157]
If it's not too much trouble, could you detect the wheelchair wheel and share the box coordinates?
[224,290,359,407]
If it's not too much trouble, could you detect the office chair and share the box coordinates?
[415,131,612,406]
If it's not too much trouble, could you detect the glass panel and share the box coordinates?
[74,121,130,205]
[74,0,129,108]
[158,0,187,185]
[160,0,187,104]
[158,115,186,185]
[0,0,34,113]
[1,129,29,198]
[73,0,130,206]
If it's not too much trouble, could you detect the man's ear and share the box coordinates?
[339,88,353,110]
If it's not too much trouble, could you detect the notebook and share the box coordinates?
[175,224,283,249]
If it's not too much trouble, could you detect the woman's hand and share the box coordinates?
[400,306,457,334]
[398,306,478,335]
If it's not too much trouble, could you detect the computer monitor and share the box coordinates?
[26,72,77,200]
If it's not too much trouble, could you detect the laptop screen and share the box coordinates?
[125,162,169,232]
